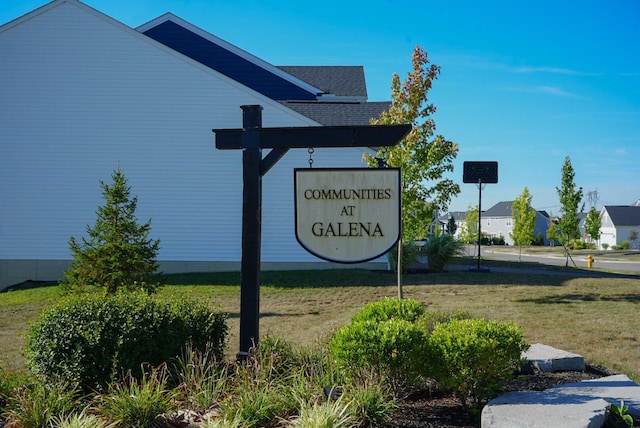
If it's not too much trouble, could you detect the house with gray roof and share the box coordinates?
[481,201,551,246]
[600,205,640,249]
[437,211,468,240]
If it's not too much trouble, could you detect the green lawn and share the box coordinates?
[1,266,639,382]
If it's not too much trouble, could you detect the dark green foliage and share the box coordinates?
[25,292,227,390]
[492,235,506,245]
[613,241,630,250]
[532,233,545,246]
[556,156,584,243]
[570,240,596,250]
[423,233,465,271]
[607,400,634,428]
[428,318,528,413]
[62,169,162,294]
[446,216,457,235]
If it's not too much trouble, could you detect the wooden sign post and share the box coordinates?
[213,105,410,358]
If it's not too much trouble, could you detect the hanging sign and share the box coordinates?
[294,168,401,263]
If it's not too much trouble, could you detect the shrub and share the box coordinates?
[428,318,528,412]
[416,309,471,334]
[386,240,420,273]
[172,342,229,411]
[491,235,505,246]
[3,376,81,428]
[619,240,630,250]
[602,243,610,250]
[98,365,176,427]
[351,297,426,324]
[220,378,287,428]
[218,337,331,428]
[422,234,465,272]
[330,318,427,390]
[49,409,117,428]
[532,233,545,246]
[285,396,356,428]
[25,291,227,390]
[330,299,472,392]
[344,381,397,427]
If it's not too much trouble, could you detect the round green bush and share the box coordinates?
[330,318,427,388]
[351,297,426,324]
[25,291,227,390]
[428,318,528,412]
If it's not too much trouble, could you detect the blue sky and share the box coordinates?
[3,0,639,213]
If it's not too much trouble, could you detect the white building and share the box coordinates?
[599,206,640,250]
[0,0,392,288]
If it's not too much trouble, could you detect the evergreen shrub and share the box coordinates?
[25,291,227,390]
[330,318,426,388]
[330,298,428,389]
[428,318,528,412]
[351,297,426,324]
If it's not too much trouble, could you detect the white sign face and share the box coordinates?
[294,168,401,263]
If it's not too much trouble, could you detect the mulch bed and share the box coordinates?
[384,365,637,428]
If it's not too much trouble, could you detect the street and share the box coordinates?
[475,246,640,273]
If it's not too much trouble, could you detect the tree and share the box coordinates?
[367,46,460,240]
[546,218,560,247]
[446,215,458,235]
[510,187,537,261]
[458,204,479,245]
[556,156,584,245]
[62,169,161,294]
[584,207,602,245]
[629,230,639,249]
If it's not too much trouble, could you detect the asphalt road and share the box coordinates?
[476,246,640,274]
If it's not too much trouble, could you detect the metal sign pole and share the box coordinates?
[477,181,483,270]
[462,161,497,273]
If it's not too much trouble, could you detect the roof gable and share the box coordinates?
[138,15,320,101]
[483,201,513,217]
[603,206,640,226]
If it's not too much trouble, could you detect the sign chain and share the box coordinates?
[308,147,314,168]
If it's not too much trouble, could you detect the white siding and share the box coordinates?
[0,1,367,275]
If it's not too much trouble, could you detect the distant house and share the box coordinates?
[481,201,550,246]
[0,0,391,288]
[437,211,467,240]
[599,206,640,249]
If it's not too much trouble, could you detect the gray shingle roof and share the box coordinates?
[277,66,367,98]
[604,206,640,226]
[280,101,391,126]
[483,201,514,217]
[438,211,467,222]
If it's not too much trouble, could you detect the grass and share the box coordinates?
[1,263,639,383]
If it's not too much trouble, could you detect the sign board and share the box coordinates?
[463,161,498,183]
[294,168,401,263]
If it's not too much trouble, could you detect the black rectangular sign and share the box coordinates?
[463,161,498,183]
